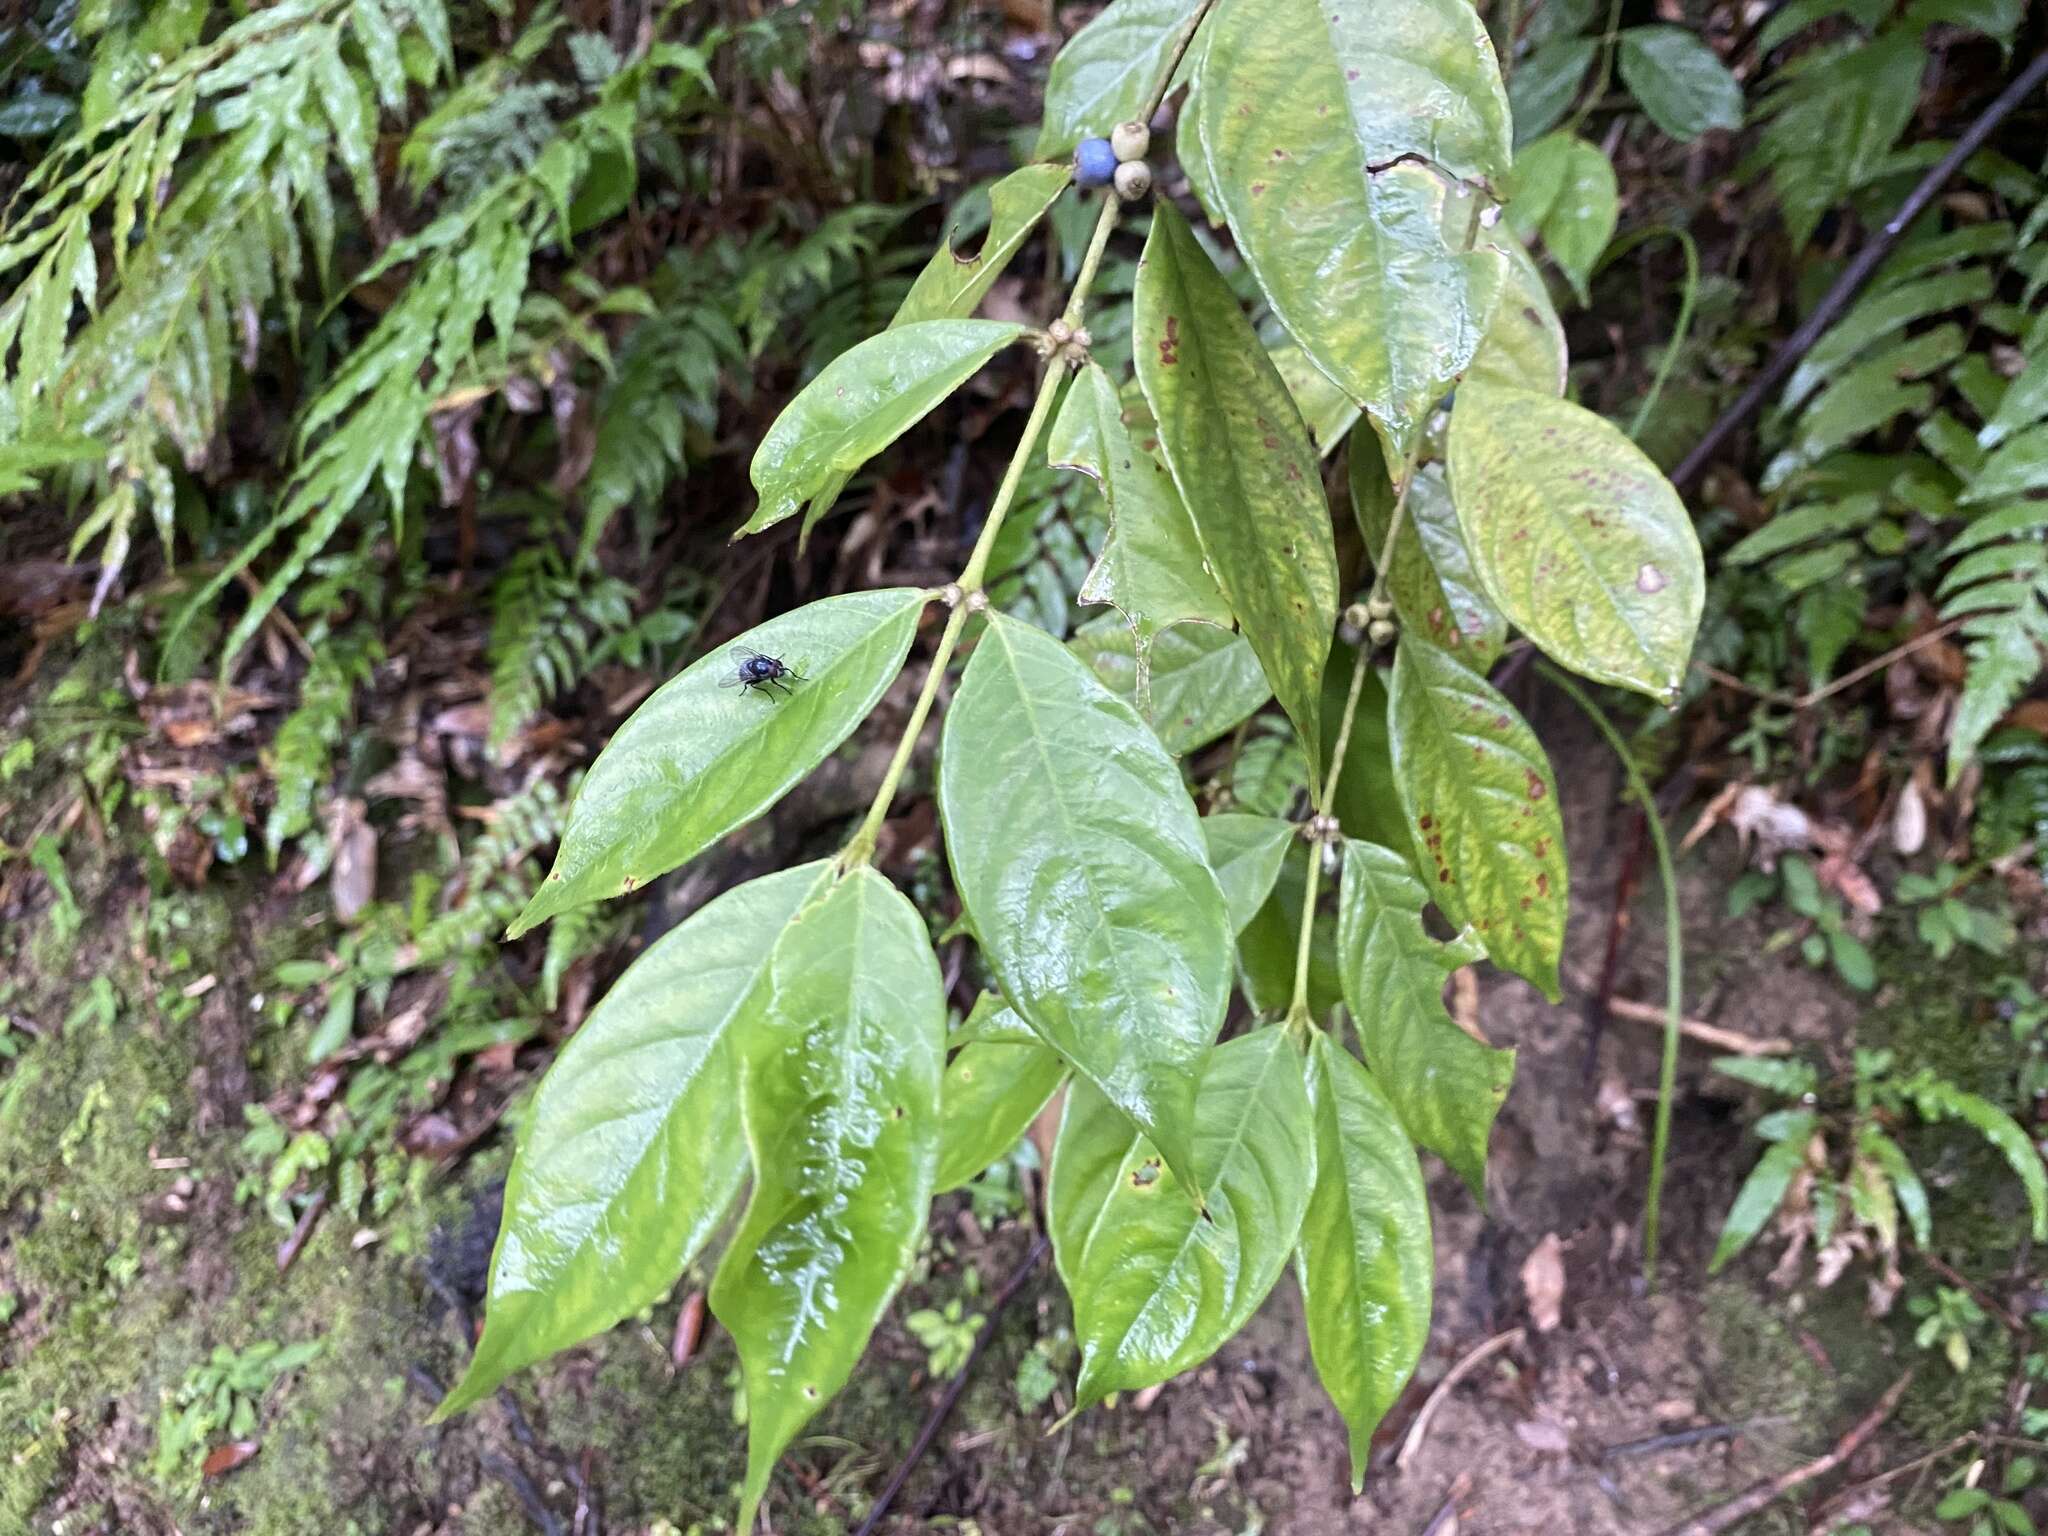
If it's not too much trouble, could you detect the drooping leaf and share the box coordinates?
[1905,1077,2048,1240]
[712,867,945,1529]
[1202,813,1297,933]
[1617,26,1743,143]
[1522,135,1615,303]
[1465,232,1569,398]
[434,861,834,1421]
[1352,432,1507,670]
[1035,0,1204,157]
[1858,1125,1931,1248]
[939,613,1232,1191]
[510,589,928,937]
[1068,614,1271,755]
[938,1040,1067,1192]
[1135,202,1338,758]
[1447,380,1704,701]
[1198,0,1510,459]
[738,320,1026,538]
[1299,1033,1433,1489]
[1056,361,1232,681]
[1336,839,1514,1195]
[1388,638,1568,997]
[1049,1029,1316,1406]
[1710,1124,1814,1272]
[894,162,1073,326]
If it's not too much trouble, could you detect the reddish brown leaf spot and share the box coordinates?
[1536,872,1551,896]
[1158,314,1181,368]
[1525,770,1547,800]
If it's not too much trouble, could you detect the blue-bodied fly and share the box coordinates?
[720,645,804,698]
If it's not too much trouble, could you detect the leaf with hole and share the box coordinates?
[939,613,1231,1192]
[434,860,834,1421]
[1135,201,1338,760]
[1337,838,1514,1195]
[895,162,1073,326]
[738,319,1025,538]
[711,867,944,1530]
[1049,1028,1315,1406]
[1448,380,1704,701]
[1199,0,1510,459]
[509,589,928,937]
[1298,1032,1433,1489]
[1068,615,1270,755]
[1389,637,1568,997]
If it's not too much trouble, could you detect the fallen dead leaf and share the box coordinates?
[202,1440,261,1478]
[1514,1418,1572,1454]
[1521,1233,1565,1333]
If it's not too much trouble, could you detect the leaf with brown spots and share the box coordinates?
[1447,381,1704,701]
[1336,838,1514,1198]
[1387,636,1567,997]
[1135,202,1339,766]
[1197,0,1512,459]
[1049,1029,1314,1407]
[710,867,945,1532]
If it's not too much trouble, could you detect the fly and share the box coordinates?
[720,646,804,698]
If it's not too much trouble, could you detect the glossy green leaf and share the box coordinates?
[1509,38,1595,145]
[895,163,1073,326]
[1203,813,1296,933]
[1049,1029,1315,1406]
[1388,638,1568,997]
[1465,232,1569,398]
[434,861,833,1421]
[1336,839,1514,1195]
[1617,27,1742,143]
[1299,1033,1433,1489]
[1237,842,1346,1018]
[1353,432,1507,670]
[1322,660,1407,853]
[1906,1077,2048,1240]
[938,1040,1066,1192]
[739,320,1025,538]
[1447,380,1704,701]
[1272,338,1363,456]
[1199,0,1510,459]
[510,589,928,937]
[1068,615,1271,755]
[712,867,944,1529]
[1135,202,1339,758]
[1056,361,1232,682]
[1035,0,1203,157]
[939,613,1231,1191]
[1533,136,1615,302]
[1710,1123,1813,1271]
[953,990,1041,1047]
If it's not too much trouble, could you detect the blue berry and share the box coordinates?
[1074,137,1118,189]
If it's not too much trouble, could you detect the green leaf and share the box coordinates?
[510,589,928,937]
[939,612,1232,1193]
[953,991,1041,1047]
[711,867,945,1530]
[1055,362,1233,679]
[894,163,1073,326]
[937,1041,1066,1192]
[1323,661,1407,852]
[1353,435,1507,670]
[1448,380,1705,701]
[1135,202,1339,759]
[1756,34,1923,251]
[1858,1125,1931,1248]
[1068,615,1271,756]
[1202,813,1297,934]
[1509,38,1596,145]
[1465,232,1569,398]
[1035,0,1204,157]
[1389,638,1568,997]
[1908,1079,2048,1241]
[1617,27,1743,142]
[1710,1125,1813,1271]
[1049,1029,1315,1406]
[435,861,833,1421]
[1272,338,1362,455]
[1238,842,1346,1018]
[1299,1034,1432,1490]
[1532,136,1616,302]
[739,320,1026,538]
[1336,839,1514,1195]
[1199,0,1510,458]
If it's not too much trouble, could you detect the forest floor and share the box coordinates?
[5,632,2035,1536]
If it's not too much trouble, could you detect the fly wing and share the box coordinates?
[716,669,745,689]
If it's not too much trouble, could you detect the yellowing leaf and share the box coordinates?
[1447,380,1704,701]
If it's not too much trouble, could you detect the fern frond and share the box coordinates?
[485,547,643,749]
[1940,498,2048,781]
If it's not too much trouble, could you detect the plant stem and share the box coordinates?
[1537,661,1682,1285]
[1598,225,1700,442]
[1564,0,1626,142]
[839,0,1218,870]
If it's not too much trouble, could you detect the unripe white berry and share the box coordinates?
[1113,160,1153,201]
[1368,617,1399,648]
[1111,120,1151,162]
